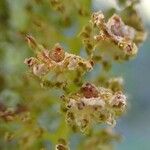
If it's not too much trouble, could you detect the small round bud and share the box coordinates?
[55,138,70,150]
[49,43,65,62]
[67,57,78,70]
[55,144,67,150]
[33,64,48,76]
[123,42,138,56]
[81,83,98,98]
[110,91,126,111]
[24,57,37,67]
[91,11,105,27]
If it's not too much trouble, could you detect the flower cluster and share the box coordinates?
[80,10,145,61]
[91,11,138,56]
[23,5,146,149]
[63,83,127,132]
[24,42,93,77]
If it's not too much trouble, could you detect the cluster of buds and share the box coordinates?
[63,83,126,132]
[80,128,120,150]
[91,11,138,56]
[24,42,93,77]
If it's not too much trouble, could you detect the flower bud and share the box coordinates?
[33,64,48,76]
[91,11,105,27]
[49,43,65,62]
[24,57,37,67]
[25,35,37,49]
[110,91,127,112]
[81,83,98,98]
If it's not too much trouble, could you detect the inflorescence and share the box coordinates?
[24,42,93,77]
[62,83,126,132]
[24,8,145,146]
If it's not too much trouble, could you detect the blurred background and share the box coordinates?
[0,0,150,149]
